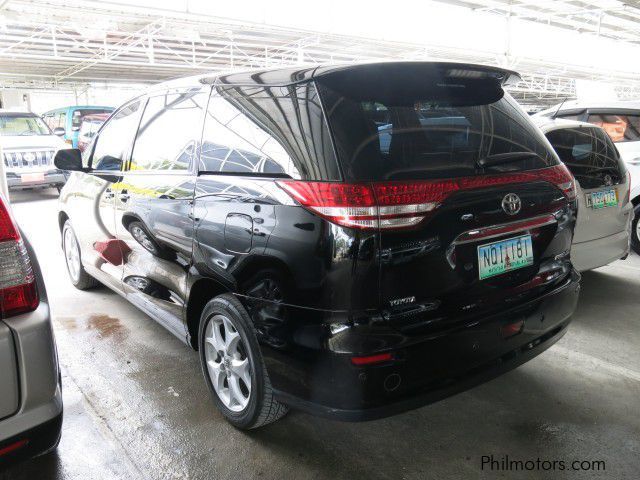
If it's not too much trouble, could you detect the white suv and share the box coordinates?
[0,110,68,191]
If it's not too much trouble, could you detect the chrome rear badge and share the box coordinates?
[389,296,415,307]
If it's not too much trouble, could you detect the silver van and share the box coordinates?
[535,117,632,271]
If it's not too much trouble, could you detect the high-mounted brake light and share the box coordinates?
[0,196,39,318]
[277,165,576,231]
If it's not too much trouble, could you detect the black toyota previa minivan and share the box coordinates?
[55,62,581,429]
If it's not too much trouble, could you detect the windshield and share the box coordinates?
[317,73,558,181]
[0,114,52,136]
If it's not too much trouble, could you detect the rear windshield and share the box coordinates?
[317,71,558,181]
[544,126,625,189]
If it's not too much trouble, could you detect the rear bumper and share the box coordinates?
[0,412,62,464]
[571,229,630,272]
[6,171,67,189]
[0,235,63,460]
[271,270,581,421]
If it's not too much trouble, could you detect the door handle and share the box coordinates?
[120,189,129,202]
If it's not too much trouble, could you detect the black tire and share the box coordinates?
[198,294,288,429]
[62,220,99,290]
[632,204,640,255]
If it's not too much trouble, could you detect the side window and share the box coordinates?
[200,83,339,180]
[130,91,207,172]
[58,112,67,131]
[587,113,640,143]
[91,100,142,171]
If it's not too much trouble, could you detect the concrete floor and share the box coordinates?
[2,188,639,480]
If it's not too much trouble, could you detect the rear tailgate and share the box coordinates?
[378,178,572,329]
[316,63,576,330]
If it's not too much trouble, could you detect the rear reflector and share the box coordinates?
[0,196,39,318]
[277,165,576,230]
[501,320,524,338]
[351,352,393,366]
[0,439,28,457]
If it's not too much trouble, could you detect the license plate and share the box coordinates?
[586,189,617,209]
[21,172,45,183]
[477,234,534,280]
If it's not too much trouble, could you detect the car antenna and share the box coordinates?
[550,97,568,119]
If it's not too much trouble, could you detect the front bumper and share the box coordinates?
[269,270,581,421]
[6,170,67,189]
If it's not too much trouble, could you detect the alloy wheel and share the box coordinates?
[204,314,252,412]
[64,226,81,282]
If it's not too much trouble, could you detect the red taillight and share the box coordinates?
[0,196,39,318]
[351,352,393,366]
[277,165,576,231]
[536,163,576,201]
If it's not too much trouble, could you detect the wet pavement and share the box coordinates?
[2,188,640,480]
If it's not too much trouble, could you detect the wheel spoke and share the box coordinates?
[206,318,227,353]
[228,375,247,409]
[207,360,224,390]
[230,358,251,390]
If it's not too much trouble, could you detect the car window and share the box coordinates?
[544,126,625,189]
[90,100,142,171]
[0,114,51,136]
[317,71,558,181]
[58,111,67,130]
[130,91,207,172]
[200,82,339,180]
[587,113,640,143]
[72,109,112,129]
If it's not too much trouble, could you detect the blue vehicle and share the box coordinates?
[42,105,114,148]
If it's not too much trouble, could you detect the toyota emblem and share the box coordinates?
[604,174,613,186]
[501,193,521,216]
[23,152,36,164]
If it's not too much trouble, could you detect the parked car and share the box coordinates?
[77,113,111,152]
[0,192,62,463]
[42,106,114,148]
[536,101,640,252]
[535,117,632,271]
[55,62,580,429]
[0,110,68,191]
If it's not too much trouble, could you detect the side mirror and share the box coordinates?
[53,127,65,136]
[54,149,83,171]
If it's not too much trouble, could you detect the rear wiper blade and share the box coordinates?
[477,151,539,168]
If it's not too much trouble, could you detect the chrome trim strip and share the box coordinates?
[452,214,557,245]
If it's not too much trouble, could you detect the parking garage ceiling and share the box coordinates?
[1,0,640,107]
